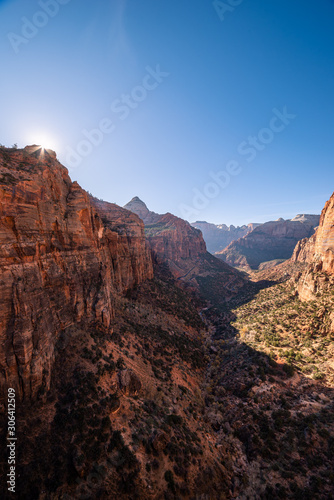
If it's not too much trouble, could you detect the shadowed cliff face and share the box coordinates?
[292,193,334,300]
[0,146,153,401]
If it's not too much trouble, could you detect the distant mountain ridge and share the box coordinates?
[216,214,320,270]
[190,220,260,253]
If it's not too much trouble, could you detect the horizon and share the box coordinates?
[1,1,333,226]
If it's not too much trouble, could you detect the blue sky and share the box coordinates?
[0,0,333,225]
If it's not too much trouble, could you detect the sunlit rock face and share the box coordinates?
[313,195,334,274]
[292,193,334,300]
[0,146,153,401]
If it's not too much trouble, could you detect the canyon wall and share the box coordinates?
[124,197,247,303]
[292,193,334,300]
[0,146,152,402]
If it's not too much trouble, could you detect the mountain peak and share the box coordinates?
[129,196,145,204]
[124,196,159,223]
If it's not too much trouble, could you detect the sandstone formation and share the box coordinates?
[216,215,320,270]
[190,220,259,253]
[292,193,334,300]
[145,213,207,264]
[0,146,153,402]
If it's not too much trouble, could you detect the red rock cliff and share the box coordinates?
[145,213,207,262]
[124,197,207,275]
[124,197,247,302]
[0,146,153,401]
[292,193,334,300]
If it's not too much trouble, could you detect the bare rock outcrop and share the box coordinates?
[117,368,141,396]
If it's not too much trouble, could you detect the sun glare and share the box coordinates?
[26,133,59,152]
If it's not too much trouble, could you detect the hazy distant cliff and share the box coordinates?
[190,220,259,253]
[216,214,320,270]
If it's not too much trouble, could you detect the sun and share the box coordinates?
[26,132,59,152]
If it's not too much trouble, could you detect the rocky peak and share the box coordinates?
[126,200,208,268]
[23,144,57,160]
[124,196,160,224]
[126,196,147,207]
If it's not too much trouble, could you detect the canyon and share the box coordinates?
[0,146,333,499]
[124,196,247,306]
